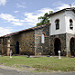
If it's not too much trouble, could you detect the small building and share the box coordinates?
[0,8,75,56]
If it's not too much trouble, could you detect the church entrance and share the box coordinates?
[70,38,75,56]
[15,41,19,54]
[54,38,61,55]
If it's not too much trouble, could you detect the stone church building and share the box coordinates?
[0,8,75,56]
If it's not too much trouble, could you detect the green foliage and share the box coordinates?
[37,11,53,26]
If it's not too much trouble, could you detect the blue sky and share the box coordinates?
[0,0,75,36]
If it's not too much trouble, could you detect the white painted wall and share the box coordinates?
[50,12,66,35]
[65,11,75,34]
[50,10,75,35]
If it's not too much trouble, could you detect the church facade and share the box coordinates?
[0,8,75,56]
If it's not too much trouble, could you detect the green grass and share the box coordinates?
[0,56,75,72]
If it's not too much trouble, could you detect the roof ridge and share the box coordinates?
[0,24,50,38]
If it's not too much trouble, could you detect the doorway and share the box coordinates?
[15,41,19,54]
[70,38,75,56]
[54,38,61,55]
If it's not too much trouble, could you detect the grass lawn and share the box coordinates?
[0,56,75,72]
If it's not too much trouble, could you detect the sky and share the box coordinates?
[0,0,75,36]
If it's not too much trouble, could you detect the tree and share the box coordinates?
[37,11,53,26]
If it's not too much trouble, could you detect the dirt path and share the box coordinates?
[0,65,75,75]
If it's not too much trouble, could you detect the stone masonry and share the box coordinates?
[0,24,75,56]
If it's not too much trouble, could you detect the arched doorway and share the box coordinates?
[54,38,61,55]
[70,38,75,56]
[15,41,19,54]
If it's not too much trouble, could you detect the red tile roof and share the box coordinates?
[0,24,50,38]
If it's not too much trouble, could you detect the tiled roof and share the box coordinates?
[0,24,50,38]
[48,7,75,16]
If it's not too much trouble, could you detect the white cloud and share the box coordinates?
[38,8,53,13]
[12,21,23,26]
[54,1,75,11]
[0,13,23,26]
[14,11,19,13]
[23,8,53,26]
[23,13,39,26]
[56,4,70,10]
[17,3,26,8]
[0,8,53,27]
[0,27,12,36]
[0,0,6,6]
[72,1,75,7]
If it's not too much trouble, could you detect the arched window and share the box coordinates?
[69,19,73,30]
[41,33,45,43]
[55,19,60,30]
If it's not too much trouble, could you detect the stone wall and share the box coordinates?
[50,33,75,56]
[0,25,75,56]
[35,25,50,55]
[50,34,66,56]
[10,30,35,55]
[0,39,2,54]
[0,38,8,55]
[66,33,75,56]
